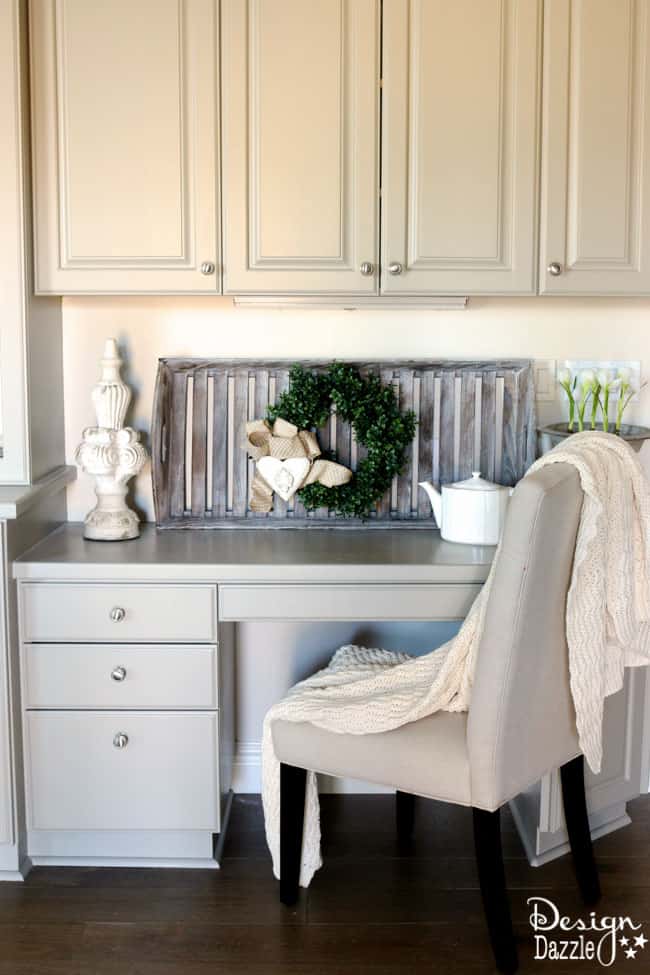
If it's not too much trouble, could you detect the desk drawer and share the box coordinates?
[27,711,220,831]
[21,583,217,643]
[24,644,217,710]
[218,583,481,621]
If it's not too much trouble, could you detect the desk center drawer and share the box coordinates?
[24,643,217,709]
[218,583,482,621]
[20,583,217,643]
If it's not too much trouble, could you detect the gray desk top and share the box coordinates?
[14,524,495,584]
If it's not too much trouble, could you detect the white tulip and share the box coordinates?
[557,367,572,385]
[596,369,611,388]
[617,366,633,384]
[581,368,596,388]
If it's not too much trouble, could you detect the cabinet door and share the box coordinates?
[541,0,650,294]
[221,0,380,294]
[381,0,541,295]
[30,0,220,294]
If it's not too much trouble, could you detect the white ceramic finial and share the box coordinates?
[75,338,147,541]
[91,336,131,430]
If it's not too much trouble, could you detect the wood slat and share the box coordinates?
[480,371,497,483]
[501,371,518,486]
[251,369,270,520]
[191,370,208,517]
[494,377,505,483]
[169,371,188,518]
[211,370,228,517]
[397,368,414,518]
[459,371,476,482]
[432,376,442,487]
[438,372,456,486]
[473,376,483,472]
[151,361,172,522]
[376,366,396,518]
[417,370,434,518]
[231,369,249,518]
[271,369,290,520]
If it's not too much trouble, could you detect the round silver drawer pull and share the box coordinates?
[200,261,216,275]
[360,261,374,276]
[110,606,126,622]
[547,261,562,276]
[111,666,127,683]
[113,732,129,749]
[388,262,403,275]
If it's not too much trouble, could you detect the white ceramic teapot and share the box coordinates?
[418,472,512,545]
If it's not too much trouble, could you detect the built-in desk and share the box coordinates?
[15,524,495,622]
[11,524,647,875]
[14,523,495,586]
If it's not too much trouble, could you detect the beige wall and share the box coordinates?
[62,294,650,522]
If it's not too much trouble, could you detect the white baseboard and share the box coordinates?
[29,856,220,869]
[0,846,30,882]
[232,740,392,794]
[509,795,631,867]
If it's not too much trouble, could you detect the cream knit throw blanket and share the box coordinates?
[262,432,650,887]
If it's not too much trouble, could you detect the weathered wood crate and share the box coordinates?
[152,359,536,529]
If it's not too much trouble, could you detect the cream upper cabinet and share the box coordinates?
[1,0,64,484]
[221,0,380,294]
[380,0,542,296]
[540,0,650,295]
[30,0,220,294]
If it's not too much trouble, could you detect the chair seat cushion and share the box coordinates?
[271,711,471,805]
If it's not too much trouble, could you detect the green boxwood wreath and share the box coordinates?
[267,363,416,518]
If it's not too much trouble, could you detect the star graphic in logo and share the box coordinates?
[635,934,648,949]
[620,936,630,947]
[626,947,637,960]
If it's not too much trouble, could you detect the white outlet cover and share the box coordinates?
[563,360,641,400]
[533,359,557,402]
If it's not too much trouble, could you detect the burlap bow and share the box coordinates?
[244,417,352,512]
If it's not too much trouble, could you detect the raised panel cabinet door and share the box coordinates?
[30,0,220,294]
[221,0,380,294]
[541,0,650,294]
[381,0,541,295]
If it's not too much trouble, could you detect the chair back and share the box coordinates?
[467,462,583,810]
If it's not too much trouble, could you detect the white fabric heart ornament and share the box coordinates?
[256,457,310,502]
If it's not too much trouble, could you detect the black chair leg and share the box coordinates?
[395,791,415,842]
[560,754,601,906]
[279,762,307,906]
[473,807,518,975]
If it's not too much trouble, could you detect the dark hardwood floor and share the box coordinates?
[0,794,648,974]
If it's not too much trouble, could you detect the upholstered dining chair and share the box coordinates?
[272,463,601,974]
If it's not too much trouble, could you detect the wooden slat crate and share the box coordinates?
[152,359,537,529]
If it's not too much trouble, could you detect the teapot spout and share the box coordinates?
[418,481,442,527]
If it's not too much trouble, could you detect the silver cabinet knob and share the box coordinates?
[388,262,403,275]
[547,262,562,276]
[110,606,126,623]
[113,732,129,749]
[200,261,216,275]
[360,261,374,276]
[111,666,127,683]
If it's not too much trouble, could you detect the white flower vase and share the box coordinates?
[75,339,148,541]
[538,422,650,455]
